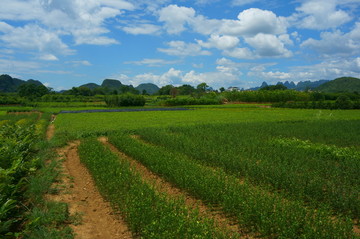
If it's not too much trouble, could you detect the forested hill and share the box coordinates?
[316,77,360,93]
[135,83,160,95]
[0,74,44,93]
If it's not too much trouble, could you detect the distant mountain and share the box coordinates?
[316,77,360,93]
[101,79,122,89]
[248,81,268,91]
[80,83,100,90]
[248,80,329,91]
[0,74,45,92]
[295,80,329,91]
[135,83,160,95]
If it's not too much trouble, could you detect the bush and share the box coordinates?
[105,93,146,107]
[160,96,222,106]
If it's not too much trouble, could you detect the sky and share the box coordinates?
[0,0,360,91]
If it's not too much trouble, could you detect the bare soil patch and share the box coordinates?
[47,141,132,239]
[46,114,56,140]
[98,137,250,238]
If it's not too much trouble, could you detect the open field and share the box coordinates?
[1,105,360,238]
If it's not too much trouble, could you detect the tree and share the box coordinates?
[177,84,196,95]
[219,87,225,93]
[158,85,174,95]
[196,82,209,93]
[259,84,287,91]
[335,95,353,109]
[18,83,49,99]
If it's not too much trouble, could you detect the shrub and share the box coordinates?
[105,93,146,107]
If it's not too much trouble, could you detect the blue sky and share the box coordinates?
[0,0,359,90]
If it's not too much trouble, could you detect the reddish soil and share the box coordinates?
[98,137,250,238]
[47,141,132,239]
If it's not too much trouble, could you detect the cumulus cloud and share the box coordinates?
[125,58,180,67]
[158,41,211,56]
[301,23,360,57]
[0,0,134,57]
[0,24,74,56]
[122,24,161,35]
[132,68,183,86]
[219,8,288,37]
[197,34,240,50]
[245,33,293,57]
[158,4,195,34]
[292,0,352,30]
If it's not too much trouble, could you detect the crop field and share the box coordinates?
[50,106,360,238]
[1,106,359,238]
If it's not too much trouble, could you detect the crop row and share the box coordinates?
[135,121,360,219]
[108,132,355,238]
[78,138,233,238]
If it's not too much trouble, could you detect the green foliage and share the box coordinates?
[78,138,231,238]
[133,121,360,219]
[0,123,40,237]
[223,89,309,102]
[259,84,287,91]
[157,85,174,95]
[316,76,360,93]
[109,131,355,238]
[105,93,146,107]
[160,96,222,106]
[335,95,353,109]
[18,84,49,99]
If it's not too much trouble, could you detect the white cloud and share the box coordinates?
[39,54,59,61]
[223,47,255,59]
[66,60,92,66]
[158,4,195,34]
[132,68,183,86]
[122,24,161,35]
[158,41,211,56]
[219,8,288,37]
[301,23,360,57]
[197,34,240,50]
[125,58,180,67]
[293,0,352,30]
[245,33,293,57]
[0,24,74,55]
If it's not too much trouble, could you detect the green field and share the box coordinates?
[54,106,360,238]
[1,105,360,238]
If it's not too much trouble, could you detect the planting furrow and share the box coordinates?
[78,138,235,238]
[48,141,132,239]
[108,132,356,238]
[98,136,244,237]
[136,124,360,219]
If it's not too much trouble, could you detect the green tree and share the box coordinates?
[18,83,49,99]
[158,85,174,95]
[335,95,353,109]
[196,83,209,93]
[260,84,287,91]
[177,84,196,95]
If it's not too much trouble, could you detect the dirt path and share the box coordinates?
[46,114,56,140]
[98,137,249,238]
[45,119,132,239]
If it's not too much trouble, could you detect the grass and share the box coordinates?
[54,108,360,139]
